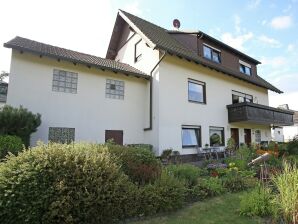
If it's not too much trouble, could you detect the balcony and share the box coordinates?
[227,102,294,126]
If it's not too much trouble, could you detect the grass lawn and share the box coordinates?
[129,192,265,224]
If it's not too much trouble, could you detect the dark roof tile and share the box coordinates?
[119,10,282,93]
[4,36,149,79]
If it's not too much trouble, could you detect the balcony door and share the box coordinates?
[244,129,251,146]
[230,128,239,147]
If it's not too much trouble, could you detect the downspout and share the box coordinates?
[144,50,166,131]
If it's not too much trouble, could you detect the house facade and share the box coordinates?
[4,10,294,156]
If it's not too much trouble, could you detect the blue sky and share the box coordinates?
[0,0,297,109]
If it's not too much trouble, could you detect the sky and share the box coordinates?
[0,0,297,109]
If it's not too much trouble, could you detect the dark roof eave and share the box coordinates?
[158,46,282,93]
[4,43,150,80]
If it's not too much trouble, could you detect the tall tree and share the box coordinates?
[0,71,9,82]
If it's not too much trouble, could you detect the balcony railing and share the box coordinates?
[227,102,294,126]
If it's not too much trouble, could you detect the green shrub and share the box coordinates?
[0,143,137,224]
[191,177,225,200]
[126,144,153,152]
[223,170,248,192]
[0,135,23,159]
[166,164,200,186]
[287,136,298,155]
[138,171,187,215]
[107,144,161,185]
[272,161,298,224]
[240,185,274,217]
[0,105,41,146]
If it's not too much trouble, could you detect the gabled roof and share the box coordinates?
[107,10,282,93]
[4,36,149,80]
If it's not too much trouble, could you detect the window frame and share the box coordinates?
[52,69,78,94]
[239,60,252,76]
[181,125,202,148]
[203,44,221,64]
[209,126,225,147]
[188,79,206,104]
[134,39,142,62]
[105,79,125,100]
[48,127,75,144]
[232,90,253,104]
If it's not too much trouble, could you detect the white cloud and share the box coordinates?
[258,35,281,48]
[261,56,287,68]
[261,20,267,25]
[221,32,253,51]
[248,0,261,9]
[123,1,142,16]
[234,15,241,33]
[287,44,295,52]
[282,5,292,13]
[270,16,293,29]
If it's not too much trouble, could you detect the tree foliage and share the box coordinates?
[0,105,41,146]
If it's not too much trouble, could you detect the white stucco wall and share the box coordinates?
[272,127,284,142]
[115,32,161,151]
[7,50,149,146]
[157,56,271,155]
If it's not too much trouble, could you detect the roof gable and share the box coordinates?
[107,10,282,93]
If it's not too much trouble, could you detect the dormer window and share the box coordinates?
[134,39,142,62]
[203,44,221,63]
[239,60,251,76]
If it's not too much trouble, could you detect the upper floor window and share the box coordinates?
[52,69,78,94]
[203,44,221,63]
[182,126,201,148]
[232,90,253,104]
[106,79,124,100]
[188,79,206,104]
[48,127,75,144]
[239,60,251,76]
[134,39,142,62]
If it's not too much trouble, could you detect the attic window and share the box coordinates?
[203,44,221,63]
[239,60,251,76]
[134,39,142,62]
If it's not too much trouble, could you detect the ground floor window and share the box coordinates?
[48,127,75,144]
[209,126,225,146]
[182,126,201,148]
[105,130,123,145]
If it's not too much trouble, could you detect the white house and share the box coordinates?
[4,10,294,158]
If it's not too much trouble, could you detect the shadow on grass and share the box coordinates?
[129,192,265,224]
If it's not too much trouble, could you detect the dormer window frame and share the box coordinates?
[239,60,252,76]
[203,43,221,64]
[134,39,142,63]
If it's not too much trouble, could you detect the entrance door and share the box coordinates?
[105,130,123,145]
[230,128,239,147]
[244,129,251,146]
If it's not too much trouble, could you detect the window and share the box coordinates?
[188,79,206,103]
[52,69,78,94]
[48,127,75,144]
[182,126,201,148]
[134,39,142,62]
[106,79,125,100]
[105,130,123,145]
[239,60,251,75]
[232,90,253,104]
[255,130,261,143]
[209,127,225,146]
[203,44,221,63]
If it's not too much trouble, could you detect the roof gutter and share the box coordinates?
[144,50,166,131]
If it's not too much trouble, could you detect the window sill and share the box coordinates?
[203,56,221,64]
[188,100,206,105]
